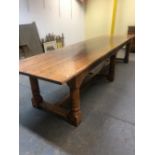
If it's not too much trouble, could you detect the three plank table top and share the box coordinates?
[19,34,135,126]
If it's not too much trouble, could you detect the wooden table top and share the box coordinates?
[19,35,134,84]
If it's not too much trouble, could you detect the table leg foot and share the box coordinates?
[68,111,81,126]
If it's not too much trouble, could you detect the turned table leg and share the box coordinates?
[29,76,43,108]
[107,54,116,82]
[67,72,87,126]
[68,85,81,126]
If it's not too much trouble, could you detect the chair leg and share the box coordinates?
[124,42,131,63]
[107,54,116,82]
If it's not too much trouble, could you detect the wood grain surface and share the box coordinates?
[19,35,134,84]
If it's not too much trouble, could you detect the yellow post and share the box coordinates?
[110,0,118,36]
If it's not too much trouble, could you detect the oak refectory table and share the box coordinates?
[19,35,134,126]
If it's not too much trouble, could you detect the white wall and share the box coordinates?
[85,0,135,39]
[85,0,113,39]
[115,0,135,35]
[19,0,85,45]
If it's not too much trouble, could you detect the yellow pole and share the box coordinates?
[110,0,118,36]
